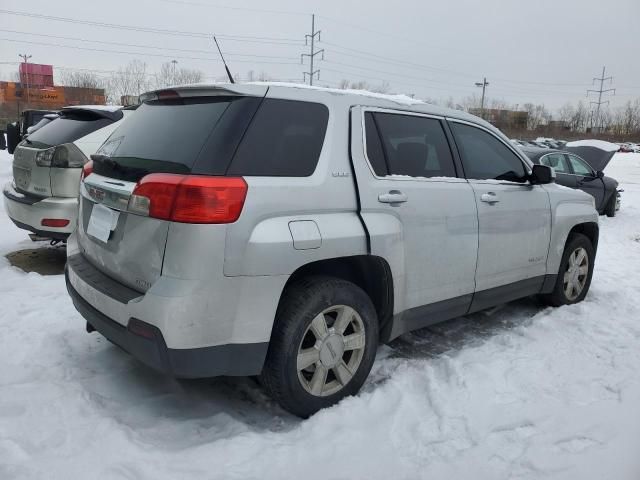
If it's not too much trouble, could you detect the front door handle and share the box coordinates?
[378,190,408,204]
[480,192,500,204]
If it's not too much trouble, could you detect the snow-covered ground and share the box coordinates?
[0,149,639,480]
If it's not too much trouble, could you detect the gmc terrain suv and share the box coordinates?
[66,84,599,417]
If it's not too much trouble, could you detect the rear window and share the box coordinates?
[94,96,262,181]
[93,96,328,181]
[227,99,329,177]
[25,112,114,149]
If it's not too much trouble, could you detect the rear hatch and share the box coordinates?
[12,109,119,198]
[77,86,268,292]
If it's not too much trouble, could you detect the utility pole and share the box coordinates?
[587,66,615,132]
[18,53,32,107]
[171,59,178,85]
[301,14,323,85]
[475,77,489,118]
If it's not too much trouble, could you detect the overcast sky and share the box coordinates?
[1,0,639,112]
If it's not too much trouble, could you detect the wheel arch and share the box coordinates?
[276,255,395,342]
[568,221,599,252]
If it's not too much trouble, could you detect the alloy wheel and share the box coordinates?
[296,305,366,397]
[563,247,589,301]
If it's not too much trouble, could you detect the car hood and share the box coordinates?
[564,145,617,172]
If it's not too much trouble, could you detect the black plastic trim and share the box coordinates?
[385,275,555,342]
[9,217,69,240]
[384,294,472,342]
[66,267,268,378]
[67,253,142,304]
[468,275,545,314]
[3,186,45,205]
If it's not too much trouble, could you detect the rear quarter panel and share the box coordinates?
[223,91,367,277]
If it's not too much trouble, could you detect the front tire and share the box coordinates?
[261,276,378,418]
[540,233,595,307]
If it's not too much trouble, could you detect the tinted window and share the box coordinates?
[567,155,593,176]
[451,123,526,181]
[94,97,262,181]
[25,113,113,149]
[540,153,569,173]
[370,113,455,178]
[364,113,388,176]
[228,99,329,177]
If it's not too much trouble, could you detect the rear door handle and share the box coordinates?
[480,192,500,204]
[378,190,408,204]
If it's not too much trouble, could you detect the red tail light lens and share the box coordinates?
[41,218,70,227]
[81,160,94,181]
[128,174,248,224]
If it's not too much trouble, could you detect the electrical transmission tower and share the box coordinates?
[587,66,615,131]
[301,14,323,85]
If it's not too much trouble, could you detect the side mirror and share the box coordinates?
[530,164,555,185]
[596,170,604,179]
[6,122,20,155]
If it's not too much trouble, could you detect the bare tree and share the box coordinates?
[107,60,150,103]
[58,70,104,89]
[153,62,203,89]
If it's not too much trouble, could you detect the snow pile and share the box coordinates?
[1,150,640,479]
[565,139,620,152]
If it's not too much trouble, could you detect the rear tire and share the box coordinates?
[261,276,378,418]
[540,233,595,307]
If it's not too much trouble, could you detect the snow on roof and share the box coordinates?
[62,105,123,112]
[248,81,425,106]
[565,139,620,152]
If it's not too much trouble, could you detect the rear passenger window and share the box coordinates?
[228,99,329,177]
[451,123,526,182]
[367,112,456,178]
[540,153,569,173]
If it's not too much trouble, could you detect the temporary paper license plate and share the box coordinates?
[14,166,31,190]
[87,203,120,243]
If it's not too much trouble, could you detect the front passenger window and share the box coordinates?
[567,155,593,176]
[451,123,527,182]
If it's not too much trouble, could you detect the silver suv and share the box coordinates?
[66,84,599,417]
[4,106,130,241]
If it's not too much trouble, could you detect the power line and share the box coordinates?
[154,0,309,16]
[1,38,301,65]
[301,14,323,86]
[0,9,305,44]
[0,29,299,60]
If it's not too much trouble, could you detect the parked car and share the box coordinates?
[3,106,132,241]
[6,109,59,154]
[25,113,59,136]
[522,146,620,216]
[66,84,599,417]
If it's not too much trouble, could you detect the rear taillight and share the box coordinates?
[128,174,248,224]
[81,160,94,181]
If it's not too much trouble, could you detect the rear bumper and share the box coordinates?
[3,182,77,238]
[65,261,269,378]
